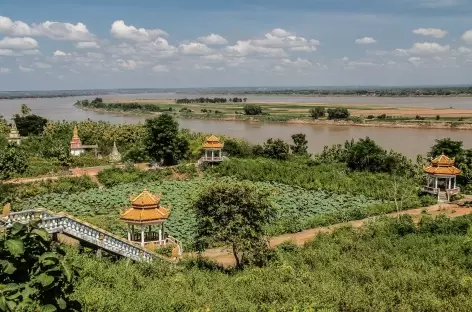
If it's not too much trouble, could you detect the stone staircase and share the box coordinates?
[438,191,449,203]
[0,209,180,263]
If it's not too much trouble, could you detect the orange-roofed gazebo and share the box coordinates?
[423,154,461,202]
[200,134,225,164]
[120,189,171,247]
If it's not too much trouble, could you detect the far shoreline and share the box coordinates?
[76,106,472,131]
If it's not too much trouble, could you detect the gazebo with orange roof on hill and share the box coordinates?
[199,134,225,165]
[423,153,461,202]
[120,189,171,247]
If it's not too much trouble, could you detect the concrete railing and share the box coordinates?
[1,209,173,263]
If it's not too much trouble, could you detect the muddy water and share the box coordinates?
[1,93,471,158]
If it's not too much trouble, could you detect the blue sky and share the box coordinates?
[0,0,471,90]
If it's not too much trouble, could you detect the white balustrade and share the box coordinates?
[1,209,168,263]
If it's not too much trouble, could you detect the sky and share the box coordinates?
[0,0,471,90]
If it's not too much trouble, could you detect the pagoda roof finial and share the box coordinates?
[72,125,79,139]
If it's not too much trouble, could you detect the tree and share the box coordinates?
[222,138,252,157]
[327,107,350,120]
[290,133,308,156]
[13,114,48,136]
[20,104,31,116]
[194,182,277,268]
[345,137,386,172]
[243,104,263,115]
[0,222,81,311]
[0,143,28,179]
[428,138,464,159]
[262,138,290,160]
[309,107,325,119]
[144,114,189,166]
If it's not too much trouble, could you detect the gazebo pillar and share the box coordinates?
[141,226,145,247]
[435,177,438,189]
[127,224,131,241]
[454,176,457,188]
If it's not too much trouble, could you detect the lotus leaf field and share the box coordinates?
[14,178,381,247]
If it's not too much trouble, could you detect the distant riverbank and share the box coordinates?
[74,99,472,131]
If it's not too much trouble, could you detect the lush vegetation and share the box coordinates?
[12,177,383,247]
[0,222,80,311]
[68,214,472,311]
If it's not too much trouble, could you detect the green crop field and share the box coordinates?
[13,178,380,247]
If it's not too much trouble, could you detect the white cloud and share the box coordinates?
[408,57,423,66]
[116,59,137,70]
[32,21,94,41]
[58,75,64,80]
[412,28,447,38]
[34,62,52,69]
[290,46,316,52]
[152,64,169,72]
[111,20,168,42]
[342,56,349,61]
[21,49,41,56]
[0,37,38,50]
[458,47,472,54]
[408,42,450,55]
[201,54,225,62]
[75,41,100,49]
[53,50,71,57]
[0,16,95,41]
[462,30,472,45]
[179,42,212,55]
[271,28,293,38]
[19,65,34,72]
[273,65,285,72]
[197,34,228,45]
[0,67,10,73]
[226,40,286,57]
[355,37,377,44]
[252,29,320,49]
[347,61,382,67]
[281,58,313,67]
[194,64,212,70]
[0,49,16,56]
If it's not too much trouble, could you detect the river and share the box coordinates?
[1,93,471,158]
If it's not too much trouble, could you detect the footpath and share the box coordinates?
[202,202,472,267]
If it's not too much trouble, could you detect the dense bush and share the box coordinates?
[13,114,48,136]
[327,107,350,119]
[243,104,263,115]
[261,139,290,160]
[309,107,325,119]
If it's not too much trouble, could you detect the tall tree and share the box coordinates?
[194,181,276,268]
[144,114,189,166]
[428,138,464,159]
[13,114,48,136]
[0,143,28,179]
[290,133,308,156]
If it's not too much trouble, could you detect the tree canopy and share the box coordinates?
[144,114,189,166]
[290,133,309,156]
[262,138,290,160]
[0,143,28,179]
[194,181,276,268]
[243,104,263,116]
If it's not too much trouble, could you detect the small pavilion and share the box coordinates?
[120,189,171,247]
[423,154,461,202]
[7,120,21,145]
[109,141,122,163]
[70,125,98,156]
[200,135,224,164]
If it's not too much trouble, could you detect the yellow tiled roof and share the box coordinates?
[424,154,461,176]
[203,134,224,149]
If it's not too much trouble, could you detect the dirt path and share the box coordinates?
[200,203,472,267]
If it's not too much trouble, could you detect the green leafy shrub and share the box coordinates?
[0,222,81,311]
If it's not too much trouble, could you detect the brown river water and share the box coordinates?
[1,93,471,158]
